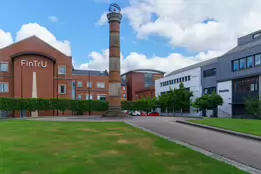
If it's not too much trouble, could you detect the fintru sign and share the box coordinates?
[21,60,47,68]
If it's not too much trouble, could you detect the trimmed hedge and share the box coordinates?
[0,98,108,113]
[0,98,150,114]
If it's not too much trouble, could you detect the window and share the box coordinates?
[160,83,163,87]
[58,66,66,75]
[123,94,126,98]
[0,63,8,72]
[86,95,93,100]
[239,58,246,70]
[87,81,92,88]
[0,83,8,93]
[203,68,216,77]
[77,95,82,100]
[185,76,188,81]
[179,78,181,83]
[247,56,253,68]
[188,76,191,81]
[77,81,83,88]
[203,87,216,94]
[171,80,174,84]
[232,60,239,71]
[59,85,66,94]
[174,79,176,84]
[182,77,184,82]
[98,95,106,101]
[235,77,258,92]
[253,32,261,39]
[97,82,105,88]
[123,87,126,90]
[255,54,261,67]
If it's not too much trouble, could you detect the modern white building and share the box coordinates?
[155,59,218,117]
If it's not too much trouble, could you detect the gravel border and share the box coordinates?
[125,121,261,174]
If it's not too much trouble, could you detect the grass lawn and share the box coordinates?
[0,120,247,174]
[190,118,261,137]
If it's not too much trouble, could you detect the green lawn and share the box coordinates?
[0,121,246,174]
[190,118,261,137]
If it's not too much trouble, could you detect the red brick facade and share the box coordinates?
[0,36,126,117]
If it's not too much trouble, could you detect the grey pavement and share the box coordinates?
[129,117,261,171]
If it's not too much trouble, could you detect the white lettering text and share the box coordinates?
[21,60,47,68]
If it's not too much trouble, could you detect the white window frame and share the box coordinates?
[77,95,82,100]
[0,82,9,93]
[86,94,93,100]
[58,66,66,75]
[97,95,106,101]
[59,84,66,94]
[97,82,105,88]
[77,81,83,88]
[123,87,126,90]
[123,93,126,98]
[87,81,92,88]
[0,62,8,72]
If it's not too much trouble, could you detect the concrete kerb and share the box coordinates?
[125,121,261,174]
[176,120,261,142]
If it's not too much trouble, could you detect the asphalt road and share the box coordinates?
[129,117,261,171]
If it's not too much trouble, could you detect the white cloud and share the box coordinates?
[98,0,261,52]
[79,48,224,74]
[16,23,71,56]
[49,16,59,23]
[96,12,108,26]
[0,29,13,49]
[0,23,71,56]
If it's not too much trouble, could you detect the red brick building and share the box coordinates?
[0,36,126,117]
[121,69,165,101]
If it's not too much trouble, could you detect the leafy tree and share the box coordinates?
[193,92,223,117]
[173,83,193,116]
[244,96,261,119]
[140,97,158,114]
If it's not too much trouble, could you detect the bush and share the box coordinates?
[0,98,110,114]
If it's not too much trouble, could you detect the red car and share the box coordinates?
[141,111,160,116]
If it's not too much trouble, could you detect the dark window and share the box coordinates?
[239,58,246,70]
[203,68,216,77]
[160,82,162,87]
[185,76,188,81]
[203,87,216,94]
[59,85,66,94]
[253,32,261,39]
[188,76,190,81]
[255,54,261,67]
[171,80,174,84]
[0,63,8,72]
[179,78,181,83]
[182,77,184,82]
[169,80,172,85]
[235,77,258,92]
[232,60,239,71]
[174,79,176,84]
[247,56,253,68]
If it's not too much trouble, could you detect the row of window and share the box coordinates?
[0,62,67,75]
[232,53,261,71]
[76,95,107,101]
[75,81,105,88]
[203,68,216,77]
[160,76,191,87]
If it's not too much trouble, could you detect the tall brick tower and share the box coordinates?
[104,3,125,117]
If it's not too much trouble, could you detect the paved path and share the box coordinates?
[129,117,261,171]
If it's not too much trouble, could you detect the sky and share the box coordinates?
[0,0,261,74]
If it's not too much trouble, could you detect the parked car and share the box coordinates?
[141,111,160,116]
[129,111,141,116]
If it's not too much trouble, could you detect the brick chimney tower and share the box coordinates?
[104,4,125,117]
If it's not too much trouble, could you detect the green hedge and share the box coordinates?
[0,98,108,113]
[0,98,150,113]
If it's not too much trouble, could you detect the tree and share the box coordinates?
[140,97,158,114]
[193,92,223,117]
[173,83,193,116]
[244,96,261,119]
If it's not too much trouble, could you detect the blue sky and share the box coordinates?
[0,0,186,66]
[0,0,259,73]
